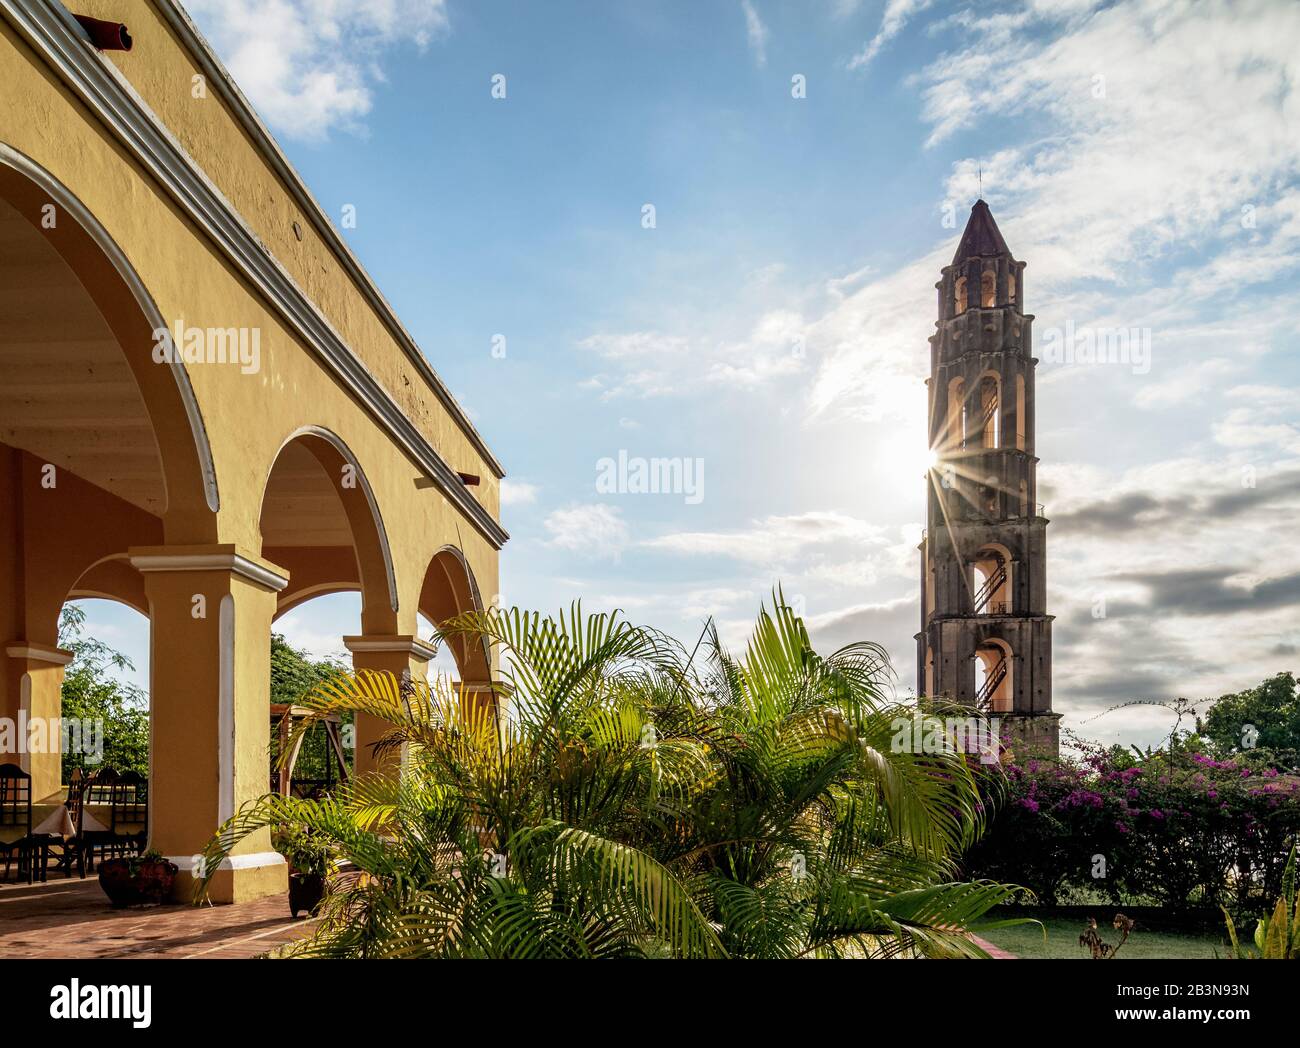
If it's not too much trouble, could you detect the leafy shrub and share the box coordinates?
[199,600,1029,958]
[966,737,1300,911]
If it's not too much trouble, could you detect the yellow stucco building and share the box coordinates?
[0,1,506,901]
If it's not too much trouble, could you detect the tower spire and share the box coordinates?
[952,199,1011,265]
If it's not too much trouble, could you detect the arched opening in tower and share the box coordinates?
[973,641,1013,713]
[971,545,1011,615]
[978,374,1000,449]
[980,268,997,308]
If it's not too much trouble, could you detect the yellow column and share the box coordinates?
[1,643,72,802]
[129,545,290,904]
[342,635,435,778]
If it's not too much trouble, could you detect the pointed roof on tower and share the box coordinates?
[952,199,1011,265]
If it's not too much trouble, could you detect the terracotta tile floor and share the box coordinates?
[0,876,314,958]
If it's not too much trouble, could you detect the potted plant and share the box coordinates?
[98,849,178,908]
[274,825,330,917]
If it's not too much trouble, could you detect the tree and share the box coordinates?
[57,604,149,779]
[1200,672,1300,767]
[269,634,349,782]
[199,599,1027,958]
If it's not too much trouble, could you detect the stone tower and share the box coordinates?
[915,200,1060,757]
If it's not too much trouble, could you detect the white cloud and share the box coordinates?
[681,586,753,619]
[741,1,769,67]
[1213,410,1300,456]
[848,0,935,70]
[500,479,539,506]
[187,0,450,141]
[544,504,630,559]
[275,620,351,664]
[646,511,886,564]
[1132,357,1238,409]
[578,316,805,399]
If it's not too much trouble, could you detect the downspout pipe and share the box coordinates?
[72,14,133,51]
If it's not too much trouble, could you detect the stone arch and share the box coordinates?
[976,369,1001,449]
[66,555,149,618]
[971,541,1014,615]
[954,275,968,314]
[259,427,398,634]
[980,267,996,308]
[0,144,219,538]
[974,637,1013,713]
[419,545,491,684]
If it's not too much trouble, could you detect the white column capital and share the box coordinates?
[128,545,289,593]
[342,635,438,663]
[4,642,75,666]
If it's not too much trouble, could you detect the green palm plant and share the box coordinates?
[1223,843,1299,959]
[660,600,1025,958]
[196,597,1027,958]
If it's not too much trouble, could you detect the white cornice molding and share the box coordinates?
[129,552,290,593]
[342,635,439,662]
[0,0,508,550]
[4,643,75,666]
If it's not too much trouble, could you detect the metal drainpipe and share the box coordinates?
[72,14,133,51]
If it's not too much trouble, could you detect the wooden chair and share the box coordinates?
[108,770,148,856]
[78,767,120,871]
[44,767,88,879]
[0,763,35,884]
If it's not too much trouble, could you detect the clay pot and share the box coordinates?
[98,856,178,908]
[288,871,324,917]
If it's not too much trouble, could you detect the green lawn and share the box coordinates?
[978,910,1229,959]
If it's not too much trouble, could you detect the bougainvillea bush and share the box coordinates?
[964,738,1300,912]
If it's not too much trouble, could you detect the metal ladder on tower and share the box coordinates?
[976,655,1008,712]
[973,562,1007,614]
[979,392,998,436]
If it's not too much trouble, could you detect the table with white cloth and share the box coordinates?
[32,802,110,837]
[28,791,142,878]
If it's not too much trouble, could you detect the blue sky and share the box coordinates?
[81,0,1300,748]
